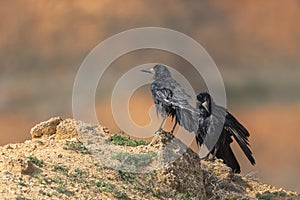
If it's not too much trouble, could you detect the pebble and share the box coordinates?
[24,140,31,145]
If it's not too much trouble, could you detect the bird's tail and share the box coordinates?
[216,135,241,173]
[226,113,256,165]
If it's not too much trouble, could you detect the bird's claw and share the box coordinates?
[155,128,165,134]
[200,155,216,162]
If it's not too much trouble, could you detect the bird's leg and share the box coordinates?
[158,116,167,132]
[206,147,218,161]
[170,121,178,133]
[200,147,217,161]
[210,148,218,161]
[200,153,210,161]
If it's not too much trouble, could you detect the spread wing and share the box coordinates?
[151,82,198,134]
[175,102,199,133]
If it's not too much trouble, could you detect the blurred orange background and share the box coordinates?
[0,0,300,192]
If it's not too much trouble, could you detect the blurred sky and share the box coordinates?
[0,0,300,192]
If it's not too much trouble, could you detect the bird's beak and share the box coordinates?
[141,68,154,74]
[201,101,209,112]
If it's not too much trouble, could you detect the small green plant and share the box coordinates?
[55,185,74,196]
[94,180,115,192]
[52,176,64,185]
[63,141,91,154]
[179,192,190,200]
[227,196,249,200]
[26,156,44,167]
[113,189,130,199]
[18,181,28,187]
[113,151,156,170]
[111,131,149,147]
[74,168,86,176]
[272,191,287,197]
[52,164,69,174]
[33,174,40,179]
[129,182,139,190]
[256,192,273,200]
[81,183,91,189]
[118,170,136,182]
[70,168,86,182]
[256,191,288,200]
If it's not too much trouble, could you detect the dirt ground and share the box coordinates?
[1,102,300,194]
[0,117,299,199]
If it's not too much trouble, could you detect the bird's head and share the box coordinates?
[196,92,212,114]
[141,64,171,79]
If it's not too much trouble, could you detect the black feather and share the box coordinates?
[196,92,255,173]
[215,132,241,173]
[143,64,198,135]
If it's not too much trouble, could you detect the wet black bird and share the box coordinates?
[196,92,255,173]
[142,64,198,134]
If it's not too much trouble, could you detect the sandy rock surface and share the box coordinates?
[0,117,299,200]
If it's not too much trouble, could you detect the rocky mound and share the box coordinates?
[0,117,298,199]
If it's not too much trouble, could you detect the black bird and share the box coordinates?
[196,92,255,173]
[142,64,198,134]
